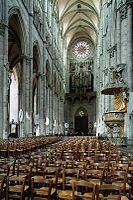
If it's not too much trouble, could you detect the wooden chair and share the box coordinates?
[62,168,80,190]
[0,142,8,157]
[14,163,33,190]
[31,159,46,177]
[6,175,29,200]
[58,168,79,200]
[84,169,104,186]
[31,177,54,200]
[95,184,121,200]
[0,163,10,177]
[0,175,6,199]
[47,167,63,191]
[107,170,131,199]
[72,180,95,200]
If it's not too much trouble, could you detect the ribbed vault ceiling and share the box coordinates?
[57,0,101,49]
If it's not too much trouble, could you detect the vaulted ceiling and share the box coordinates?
[57,0,101,49]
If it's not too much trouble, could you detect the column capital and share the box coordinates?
[20,54,33,65]
[21,54,32,60]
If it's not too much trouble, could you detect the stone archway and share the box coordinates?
[75,107,88,135]
[8,13,25,137]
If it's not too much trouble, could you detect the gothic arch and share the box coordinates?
[8,6,28,55]
[8,8,27,132]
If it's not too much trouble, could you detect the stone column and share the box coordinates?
[55,94,58,134]
[58,97,61,134]
[49,87,53,135]
[48,87,50,134]
[38,74,45,135]
[21,55,32,137]
[57,96,60,134]
[42,73,47,135]
[0,0,8,139]
[45,86,48,134]
[29,0,33,135]
[60,98,64,134]
[126,2,133,92]
[52,91,56,135]
[126,1,133,139]
[116,7,121,65]
[45,86,50,134]
[0,24,8,138]
[19,0,33,137]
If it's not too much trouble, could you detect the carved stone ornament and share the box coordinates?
[0,22,6,36]
[108,44,117,58]
[116,64,125,83]
[120,5,127,21]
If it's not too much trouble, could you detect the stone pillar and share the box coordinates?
[52,91,56,135]
[116,7,121,65]
[126,1,133,139]
[43,74,46,134]
[55,94,58,134]
[29,0,33,135]
[19,0,33,137]
[49,88,53,135]
[48,87,50,134]
[38,75,45,135]
[0,0,8,138]
[45,86,48,134]
[126,2,133,91]
[60,98,64,134]
[58,97,61,135]
[45,86,49,134]
[57,96,60,134]
[21,55,32,137]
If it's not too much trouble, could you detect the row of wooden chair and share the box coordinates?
[0,136,132,199]
[0,136,62,158]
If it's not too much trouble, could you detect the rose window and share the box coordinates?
[72,40,94,60]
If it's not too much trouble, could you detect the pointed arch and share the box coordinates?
[8,6,28,55]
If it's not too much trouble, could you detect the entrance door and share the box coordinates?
[75,116,88,135]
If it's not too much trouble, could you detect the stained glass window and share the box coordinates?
[71,40,94,60]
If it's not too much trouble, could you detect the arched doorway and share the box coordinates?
[75,107,88,135]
